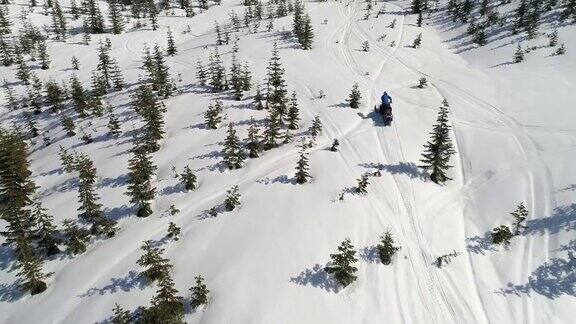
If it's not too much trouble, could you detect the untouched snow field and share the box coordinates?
[1,0,575,323]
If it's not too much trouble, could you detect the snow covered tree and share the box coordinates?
[513,43,524,63]
[126,144,157,218]
[107,112,121,137]
[263,106,281,150]
[27,75,43,114]
[131,83,166,152]
[16,59,31,84]
[37,39,50,69]
[511,203,528,235]
[204,100,223,129]
[324,238,358,287]
[266,43,288,115]
[85,0,105,33]
[229,54,244,100]
[108,0,124,34]
[137,240,172,282]
[75,153,117,236]
[309,116,322,137]
[167,222,181,241]
[196,60,207,85]
[419,100,456,184]
[209,48,226,92]
[190,275,210,308]
[0,6,11,35]
[222,123,245,170]
[62,219,90,254]
[491,225,513,246]
[180,165,197,190]
[355,172,370,194]
[348,83,361,108]
[286,91,300,129]
[241,62,252,91]
[0,35,13,66]
[111,303,132,324]
[31,201,60,256]
[299,14,314,50]
[224,185,241,211]
[245,120,261,158]
[377,229,400,265]
[294,143,311,184]
[50,0,67,40]
[110,62,124,91]
[141,275,184,324]
[253,85,265,110]
[166,27,177,56]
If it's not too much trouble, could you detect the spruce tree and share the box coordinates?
[150,44,173,97]
[514,43,524,63]
[309,116,322,137]
[137,240,172,282]
[413,33,422,48]
[348,83,361,108]
[263,106,281,150]
[0,35,13,66]
[111,303,132,324]
[190,275,210,308]
[294,143,311,184]
[50,0,67,40]
[14,238,49,295]
[58,145,75,173]
[0,6,11,35]
[86,0,105,33]
[286,91,300,129]
[31,201,60,256]
[45,80,65,113]
[491,225,513,246]
[209,48,226,92]
[108,0,124,34]
[141,275,184,323]
[324,238,358,287]
[222,123,245,169]
[62,219,90,254]
[419,101,456,184]
[166,27,177,56]
[241,62,252,91]
[37,39,50,69]
[96,40,115,89]
[69,74,89,117]
[167,222,181,241]
[266,43,288,115]
[377,229,400,265]
[196,60,207,85]
[60,115,76,137]
[71,55,80,70]
[16,59,31,85]
[126,144,157,218]
[180,165,197,190]
[253,85,265,110]
[300,14,314,50]
[511,203,529,235]
[224,185,241,211]
[110,62,124,91]
[355,172,370,194]
[27,75,43,114]
[131,83,166,152]
[204,100,223,129]
[330,139,340,152]
[245,119,261,158]
[229,54,244,100]
[75,153,117,236]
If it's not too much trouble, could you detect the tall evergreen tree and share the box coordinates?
[245,118,261,158]
[324,238,358,287]
[31,201,60,256]
[222,123,245,169]
[419,100,456,184]
[37,39,50,69]
[511,203,529,235]
[141,275,184,324]
[85,0,106,33]
[286,91,300,130]
[294,142,311,184]
[266,43,288,115]
[209,48,226,92]
[224,185,241,211]
[131,83,166,152]
[126,144,157,217]
[263,106,281,150]
[137,240,172,282]
[69,74,89,117]
[50,0,68,40]
[377,229,400,265]
[108,0,124,34]
[190,275,210,308]
[196,60,207,85]
[203,100,223,129]
[166,27,177,56]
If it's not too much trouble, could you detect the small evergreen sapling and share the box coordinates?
[111,303,132,324]
[348,83,361,108]
[204,100,223,129]
[137,240,173,282]
[62,219,90,255]
[294,143,311,184]
[190,275,210,308]
[167,222,181,241]
[511,203,528,235]
[418,77,427,88]
[324,238,358,287]
[514,43,524,63]
[245,119,261,158]
[491,225,513,246]
[377,229,400,265]
[222,123,245,169]
[330,139,340,152]
[224,185,241,211]
[180,165,197,191]
[413,33,422,48]
[355,172,370,194]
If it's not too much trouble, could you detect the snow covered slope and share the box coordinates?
[1,0,575,323]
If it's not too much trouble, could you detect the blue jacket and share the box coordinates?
[381,93,392,105]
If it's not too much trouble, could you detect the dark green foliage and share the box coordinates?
[294,143,311,184]
[126,144,157,218]
[511,203,529,235]
[514,43,524,63]
[435,250,460,268]
[418,77,427,88]
[348,83,361,108]
[299,14,314,50]
[245,119,261,158]
[492,225,513,246]
[111,303,132,324]
[167,222,180,241]
[209,48,226,92]
[204,100,223,129]
[196,60,207,85]
[224,185,241,211]
[377,229,400,265]
[309,116,322,137]
[180,166,197,191]
[229,54,244,100]
[140,275,184,324]
[14,237,49,295]
[62,219,90,254]
[190,275,210,308]
[324,238,358,287]
[286,92,300,130]
[266,43,288,115]
[222,123,245,169]
[253,85,265,110]
[263,107,281,150]
[60,115,76,137]
[131,83,166,152]
[50,0,67,40]
[85,0,105,33]
[137,240,172,282]
[31,202,60,256]
[166,27,177,56]
[45,80,65,112]
[37,39,50,69]
[58,145,75,173]
[413,33,422,48]
[419,100,456,184]
[109,0,125,34]
[355,172,370,194]
[108,112,122,137]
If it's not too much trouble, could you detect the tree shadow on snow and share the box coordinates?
[466,231,498,255]
[0,281,24,302]
[256,175,296,185]
[290,264,342,293]
[359,245,381,264]
[359,161,426,180]
[78,270,146,298]
[499,239,576,299]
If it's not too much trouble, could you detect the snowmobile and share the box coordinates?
[374,104,393,126]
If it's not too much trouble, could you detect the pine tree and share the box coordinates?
[166,222,181,241]
[141,275,184,324]
[266,43,288,115]
[71,55,80,70]
[62,219,90,254]
[224,185,241,211]
[294,143,311,184]
[263,106,281,150]
[86,0,105,33]
[180,165,197,190]
[82,17,92,44]
[286,91,300,130]
[166,27,177,56]
[209,48,226,92]
[150,44,173,97]
[58,145,75,173]
[37,39,50,69]
[45,80,65,112]
[293,0,304,40]
[419,101,456,184]
[514,43,524,63]
[137,240,172,282]
[31,201,60,256]
[0,6,11,35]
[355,172,370,194]
[196,60,207,85]
[190,275,210,308]
[377,229,400,265]
[60,115,76,137]
[14,237,49,295]
[27,75,43,114]
[126,144,157,218]
[241,62,252,91]
[131,83,166,152]
[96,40,115,89]
[300,14,314,50]
[253,85,265,110]
[108,0,125,34]
[110,62,124,91]
[229,54,244,100]
[309,116,322,137]
[491,225,513,246]
[50,0,67,40]
[348,83,361,108]
[75,153,117,236]
[24,113,39,138]
[2,81,18,110]
[412,33,422,48]
[16,59,31,85]
[222,123,245,170]
[511,203,529,235]
[245,119,261,158]
[324,238,358,287]
[0,35,13,66]
[330,139,340,152]
[69,74,89,117]
[548,30,558,47]
[111,303,132,324]
[204,100,223,129]
[70,0,80,19]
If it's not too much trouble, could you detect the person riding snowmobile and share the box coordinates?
[380,91,392,111]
